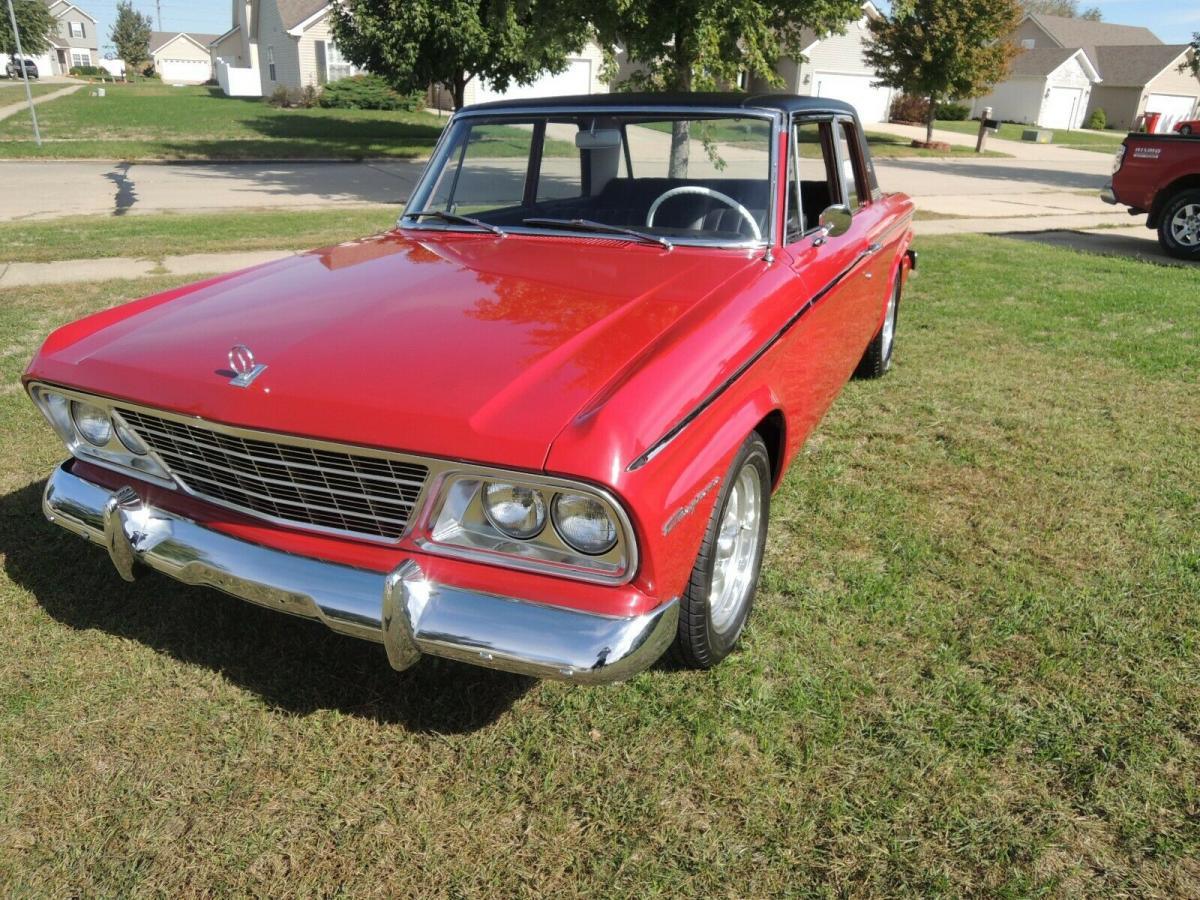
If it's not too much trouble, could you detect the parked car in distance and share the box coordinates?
[1174,120,1200,137]
[1103,130,1200,260]
[5,57,38,79]
[26,93,916,683]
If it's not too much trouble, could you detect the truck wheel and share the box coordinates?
[1158,189,1200,261]
[853,277,900,379]
[673,432,771,668]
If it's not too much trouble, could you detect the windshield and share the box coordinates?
[403,113,775,246]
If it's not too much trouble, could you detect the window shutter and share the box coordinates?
[316,40,327,85]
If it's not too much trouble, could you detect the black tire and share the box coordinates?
[1180,125,1192,136]
[1157,188,1200,261]
[853,277,901,379]
[673,432,771,669]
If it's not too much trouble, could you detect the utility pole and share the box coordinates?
[4,0,41,147]
[155,0,162,31]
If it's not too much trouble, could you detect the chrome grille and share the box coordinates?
[117,408,428,541]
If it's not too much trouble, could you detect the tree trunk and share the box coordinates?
[452,69,470,110]
[668,58,692,178]
[926,97,936,144]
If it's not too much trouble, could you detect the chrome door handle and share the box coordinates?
[866,241,883,254]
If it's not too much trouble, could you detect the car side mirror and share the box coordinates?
[818,204,853,238]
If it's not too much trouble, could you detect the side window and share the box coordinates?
[787,119,842,242]
[835,120,868,210]
[426,123,533,214]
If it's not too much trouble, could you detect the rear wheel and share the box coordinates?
[673,433,771,669]
[1158,189,1200,261]
[1180,125,1193,136]
[854,277,900,379]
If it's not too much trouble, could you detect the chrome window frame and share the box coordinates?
[27,382,639,586]
[400,104,784,251]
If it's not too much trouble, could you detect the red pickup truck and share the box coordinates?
[1102,132,1200,260]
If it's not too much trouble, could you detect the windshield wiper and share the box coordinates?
[521,217,673,250]
[404,210,505,236]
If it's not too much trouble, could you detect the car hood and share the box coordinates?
[30,231,761,470]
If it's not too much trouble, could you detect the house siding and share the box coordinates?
[1086,86,1142,130]
[297,14,334,88]
[211,29,248,69]
[256,0,303,93]
[1013,19,1055,49]
[794,17,881,90]
[970,77,1049,125]
[1141,54,1200,121]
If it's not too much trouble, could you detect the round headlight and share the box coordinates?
[482,482,546,540]
[552,493,618,555]
[39,390,74,437]
[70,400,112,446]
[114,418,148,455]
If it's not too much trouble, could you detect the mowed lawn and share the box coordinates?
[0,82,450,159]
[934,118,1127,153]
[1,233,1198,894]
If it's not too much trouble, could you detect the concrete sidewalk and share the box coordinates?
[0,82,83,122]
[0,249,295,289]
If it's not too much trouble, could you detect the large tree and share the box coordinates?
[1021,0,1101,20]
[331,0,591,110]
[109,1,152,76]
[865,0,1022,143]
[0,0,55,59]
[589,0,862,175]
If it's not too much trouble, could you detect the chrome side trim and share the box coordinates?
[42,461,675,683]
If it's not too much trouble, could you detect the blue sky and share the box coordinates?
[85,0,1198,56]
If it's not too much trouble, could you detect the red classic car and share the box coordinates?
[26,93,915,682]
[1174,120,1200,136]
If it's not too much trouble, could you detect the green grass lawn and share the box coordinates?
[935,118,1127,153]
[0,82,451,160]
[0,82,74,101]
[0,207,402,264]
[1,233,1198,894]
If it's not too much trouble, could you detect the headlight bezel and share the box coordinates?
[418,469,637,585]
[28,383,175,487]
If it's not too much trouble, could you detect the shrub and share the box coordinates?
[318,74,423,111]
[890,93,930,125]
[1085,107,1106,130]
[935,101,971,121]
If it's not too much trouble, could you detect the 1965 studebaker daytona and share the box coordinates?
[26,93,915,682]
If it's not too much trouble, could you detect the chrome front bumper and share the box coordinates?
[42,462,677,683]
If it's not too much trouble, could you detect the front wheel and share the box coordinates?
[1158,189,1200,261]
[673,433,771,669]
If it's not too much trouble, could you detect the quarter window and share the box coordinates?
[834,121,865,210]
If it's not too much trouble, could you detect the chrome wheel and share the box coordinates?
[708,462,763,635]
[881,283,898,360]
[1169,203,1200,248]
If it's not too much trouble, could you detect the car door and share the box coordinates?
[776,116,873,435]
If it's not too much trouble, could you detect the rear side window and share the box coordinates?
[834,120,867,210]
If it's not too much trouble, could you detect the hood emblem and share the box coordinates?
[227,344,267,387]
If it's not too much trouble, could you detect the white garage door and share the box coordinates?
[159,58,211,84]
[1040,86,1084,129]
[1145,93,1197,133]
[812,72,891,124]
[475,58,592,103]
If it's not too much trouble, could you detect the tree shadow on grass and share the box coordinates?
[0,480,534,734]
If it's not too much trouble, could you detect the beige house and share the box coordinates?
[460,40,609,106]
[756,2,894,124]
[977,14,1199,131]
[150,32,219,84]
[31,1,99,75]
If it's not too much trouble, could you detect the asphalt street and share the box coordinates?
[0,151,1116,224]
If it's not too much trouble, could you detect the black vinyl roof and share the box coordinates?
[461,92,857,117]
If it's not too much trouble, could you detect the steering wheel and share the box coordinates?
[645,186,762,241]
